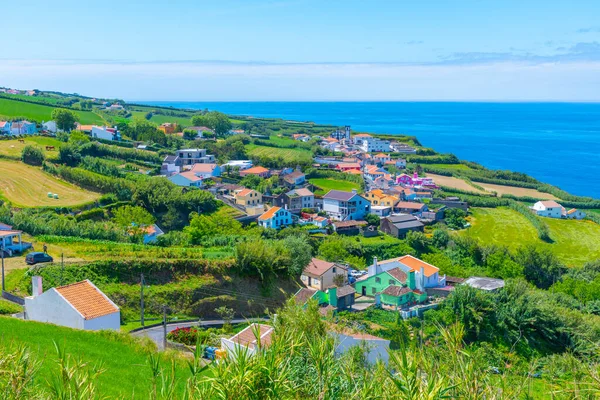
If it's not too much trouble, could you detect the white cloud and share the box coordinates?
[1,59,599,101]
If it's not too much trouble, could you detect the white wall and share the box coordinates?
[83,312,120,331]
[333,333,390,364]
[25,290,84,330]
[91,126,114,141]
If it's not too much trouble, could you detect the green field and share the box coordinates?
[309,178,361,196]
[0,159,100,207]
[462,207,600,266]
[246,143,313,163]
[0,98,105,124]
[0,317,188,398]
[426,163,472,171]
[0,136,63,160]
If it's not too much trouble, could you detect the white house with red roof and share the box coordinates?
[221,323,274,359]
[532,200,563,218]
[91,126,120,141]
[257,206,293,229]
[24,279,120,331]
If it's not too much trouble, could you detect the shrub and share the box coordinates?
[21,145,44,166]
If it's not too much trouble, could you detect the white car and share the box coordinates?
[350,270,367,278]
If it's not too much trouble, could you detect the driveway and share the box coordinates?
[131,317,269,350]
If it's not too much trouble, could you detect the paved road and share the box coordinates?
[131,318,269,350]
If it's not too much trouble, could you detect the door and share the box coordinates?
[361,286,366,296]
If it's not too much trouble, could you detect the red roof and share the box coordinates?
[55,280,118,320]
[303,258,340,277]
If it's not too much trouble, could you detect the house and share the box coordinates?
[175,149,216,166]
[76,124,94,133]
[157,123,178,134]
[10,121,36,135]
[360,137,391,153]
[385,159,407,169]
[390,142,417,154]
[371,206,392,217]
[0,226,31,255]
[168,171,204,187]
[0,121,11,134]
[565,208,586,219]
[394,201,427,216]
[185,126,214,138]
[91,126,120,141]
[301,258,348,292]
[532,200,563,218]
[282,170,306,188]
[160,155,181,176]
[352,133,372,145]
[294,285,356,314]
[239,166,270,178]
[108,104,124,111]
[282,188,315,211]
[396,174,414,186]
[258,206,293,229]
[355,267,414,297]
[190,163,221,178]
[330,126,351,141]
[221,160,254,171]
[300,213,329,228]
[367,255,447,291]
[332,220,367,235]
[24,279,120,331]
[364,190,399,208]
[141,224,164,244]
[464,277,505,292]
[322,190,371,221]
[234,188,263,206]
[42,121,58,133]
[292,133,311,142]
[380,214,425,238]
[372,174,395,189]
[228,129,246,135]
[331,329,390,365]
[221,323,274,359]
[336,162,362,172]
[364,165,386,180]
[373,153,392,164]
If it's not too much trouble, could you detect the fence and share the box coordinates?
[2,291,25,305]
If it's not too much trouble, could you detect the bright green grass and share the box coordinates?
[462,207,600,266]
[0,136,63,160]
[309,178,361,196]
[0,317,188,398]
[246,143,313,163]
[585,209,600,215]
[427,163,472,171]
[3,94,62,105]
[150,113,194,126]
[0,98,105,124]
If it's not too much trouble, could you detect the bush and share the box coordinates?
[21,145,44,166]
[0,299,22,315]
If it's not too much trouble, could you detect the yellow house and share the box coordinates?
[364,190,399,207]
[234,188,263,206]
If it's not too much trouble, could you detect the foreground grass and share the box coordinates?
[0,98,105,124]
[463,207,600,266]
[0,160,101,207]
[309,178,361,196]
[0,317,188,398]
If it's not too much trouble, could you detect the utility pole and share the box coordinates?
[162,305,167,351]
[140,273,145,327]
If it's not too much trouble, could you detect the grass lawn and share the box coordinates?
[245,144,313,163]
[0,98,105,125]
[0,136,63,160]
[0,160,101,207]
[0,317,188,398]
[462,207,600,266]
[308,178,361,196]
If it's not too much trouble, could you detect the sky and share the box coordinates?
[2,0,600,101]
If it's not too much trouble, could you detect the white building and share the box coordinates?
[221,160,254,171]
[331,329,390,365]
[367,255,446,291]
[322,189,371,221]
[42,121,58,133]
[168,171,204,187]
[24,278,120,331]
[360,137,391,153]
[565,208,586,219]
[175,149,216,166]
[258,206,293,229]
[91,126,119,141]
[221,323,273,359]
[532,201,563,218]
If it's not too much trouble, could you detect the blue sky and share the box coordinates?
[2,0,600,100]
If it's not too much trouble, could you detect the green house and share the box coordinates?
[380,286,427,307]
[355,267,415,297]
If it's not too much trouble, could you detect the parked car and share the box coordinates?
[25,252,53,265]
[350,269,367,278]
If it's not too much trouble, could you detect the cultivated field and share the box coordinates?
[0,98,105,124]
[0,137,63,160]
[463,207,600,266]
[426,173,486,193]
[309,178,361,196]
[479,182,560,200]
[246,144,313,163]
[0,160,100,207]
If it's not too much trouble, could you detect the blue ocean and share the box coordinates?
[140,102,600,199]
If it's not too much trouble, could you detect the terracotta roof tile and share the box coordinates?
[55,280,118,320]
[230,323,273,349]
[386,268,408,283]
[397,255,439,277]
[303,258,341,277]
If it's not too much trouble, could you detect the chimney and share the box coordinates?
[32,276,43,297]
[351,189,357,194]
[368,257,378,277]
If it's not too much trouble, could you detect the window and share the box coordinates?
[371,287,376,294]
[332,267,336,273]
[375,277,381,284]
[389,279,395,285]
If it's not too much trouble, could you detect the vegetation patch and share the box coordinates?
[0,98,104,124]
[246,143,313,163]
[309,178,361,196]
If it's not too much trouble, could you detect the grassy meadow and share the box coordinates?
[246,143,313,163]
[0,317,189,398]
[309,178,361,196]
[0,98,105,124]
[0,136,63,160]
[463,207,600,266]
[0,160,101,207]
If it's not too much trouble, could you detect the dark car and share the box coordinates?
[25,252,53,265]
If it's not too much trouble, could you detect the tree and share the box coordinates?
[432,229,450,248]
[364,214,380,226]
[68,130,90,146]
[58,143,82,166]
[21,145,44,166]
[514,245,566,289]
[283,235,312,277]
[214,306,235,330]
[112,205,155,239]
[185,212,243,244]
[191,111,232,137]
[51,109,79,132]
[183,129,198,140]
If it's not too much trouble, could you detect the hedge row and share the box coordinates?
[79,142,161,164]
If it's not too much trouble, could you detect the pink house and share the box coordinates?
[397,173,437,189]
[396,174,414,186]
